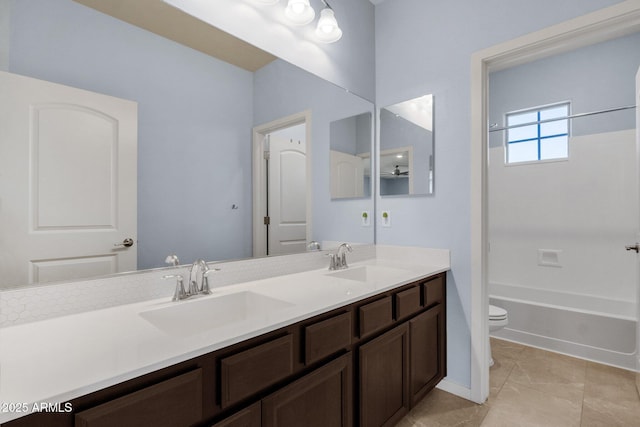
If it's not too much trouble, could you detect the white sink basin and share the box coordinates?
[327,265,408,283]
[140,291,294,336]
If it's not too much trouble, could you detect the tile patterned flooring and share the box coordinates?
[397,338,640,426]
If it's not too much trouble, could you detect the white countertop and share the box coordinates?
[0,254,448,423]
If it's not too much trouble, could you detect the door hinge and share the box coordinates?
[264,216,270,225]
[263,150,270,160]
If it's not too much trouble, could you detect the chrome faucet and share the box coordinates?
[328,243,353,270]
[189,259,213,296]
[162,259,220,302]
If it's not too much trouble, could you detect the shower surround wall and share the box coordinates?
[488,33,640,369]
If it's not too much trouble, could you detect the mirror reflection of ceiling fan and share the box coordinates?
[381,165,409,177]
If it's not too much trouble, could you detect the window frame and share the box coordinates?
[504,101,571,165]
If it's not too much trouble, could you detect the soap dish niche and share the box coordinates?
[538,249,562,268]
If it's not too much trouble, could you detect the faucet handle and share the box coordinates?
[327,253,337,270]
[162,274,187,301]
[201,268,221,295]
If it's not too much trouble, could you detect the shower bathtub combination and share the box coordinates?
[490,282,637,370]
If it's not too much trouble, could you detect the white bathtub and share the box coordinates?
[490,282,637,370]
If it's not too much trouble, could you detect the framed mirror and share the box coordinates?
[329,112,373,200]
[379,94,434,196]
[0,0,374,290]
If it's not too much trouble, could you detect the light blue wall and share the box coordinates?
[0,0,9,71]
[8,0,255,268]
[254,59,375,244]
[330,112,372,155]
[489,32,640,148]
[375,0,626,389]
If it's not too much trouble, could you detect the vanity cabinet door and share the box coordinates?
[74,369,202,427]
[211,402,261,427]
[262,353,352,427]
[409,305,445,406]
[358,323,409,427]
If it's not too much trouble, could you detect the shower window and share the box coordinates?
[505,102,570,164]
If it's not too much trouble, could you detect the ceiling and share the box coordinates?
[73,0,277,72]
[74,0,385,72]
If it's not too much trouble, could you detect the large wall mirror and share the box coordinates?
[329,112,373,199]
[0,0,374,290]
[379,94,434,196]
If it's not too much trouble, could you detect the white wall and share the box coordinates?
[164,0,375,101]
[374,0,626,389]
[489,129,637,304]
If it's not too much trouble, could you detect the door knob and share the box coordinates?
[114,238,134,248]
[625,243,639,253]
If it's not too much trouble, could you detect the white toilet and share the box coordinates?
[488,304,508,367]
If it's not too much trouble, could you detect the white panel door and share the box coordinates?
[268,135,306,255]
[330,150,364,199]
[0,71,137,287]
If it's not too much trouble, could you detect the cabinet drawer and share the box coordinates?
[359,296,393,337]
[304,312,352,365]
[220,334,294,408]
[395,286,421,320]
[423,275,444,307]
[75,369,202,427]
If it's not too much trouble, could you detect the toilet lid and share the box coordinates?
[489,305,507,320]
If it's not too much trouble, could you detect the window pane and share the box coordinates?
[540,118,567,137]
[508,111,537,125]
[540,105,568,120]
[508,140,538,163]
[507,124,537,142]
[540,136,568,160]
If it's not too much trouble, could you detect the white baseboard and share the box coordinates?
[436,379,472,400]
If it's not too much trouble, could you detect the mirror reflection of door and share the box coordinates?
[265,124,307,256]
[0,71,137,288]
[329,112,372,199]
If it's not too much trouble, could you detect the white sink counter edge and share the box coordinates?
[0,247,449,423]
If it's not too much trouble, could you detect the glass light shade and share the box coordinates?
[315,8,342,43]
[284,0,315,25]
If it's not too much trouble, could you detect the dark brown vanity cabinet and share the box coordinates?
[409,305,445,406]
[2,273,446,427]
[359,324,410,427]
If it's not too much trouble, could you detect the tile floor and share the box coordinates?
[397,338,640,426]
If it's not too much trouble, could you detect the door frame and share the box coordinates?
[470,1,640,404]
[252,110,312,257]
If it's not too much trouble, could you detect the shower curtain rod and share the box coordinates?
[489,104,636,133]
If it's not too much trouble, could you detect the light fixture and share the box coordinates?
[315,1,342,43]
[284,0,315,26]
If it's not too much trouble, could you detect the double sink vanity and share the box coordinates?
[0,245,449,427]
